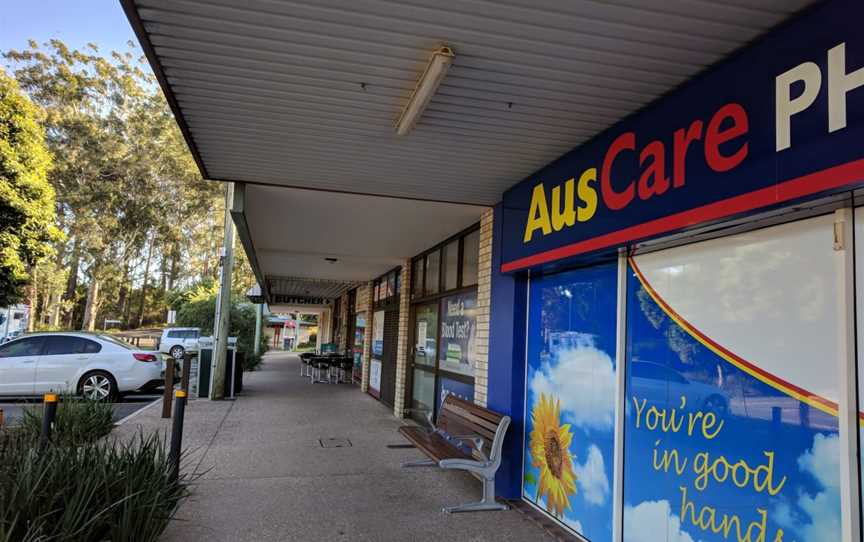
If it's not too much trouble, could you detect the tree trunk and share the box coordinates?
[26,266,37,332]
[168,244,179,291]
[64,238,80,302]
[48,290,61,328]
[136,237,154,328]
[117,263,130,321]
[82,276,100,331]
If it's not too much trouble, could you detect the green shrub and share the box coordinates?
[0,430,190,542]
[18,394,114,446]
[175,283,268,370]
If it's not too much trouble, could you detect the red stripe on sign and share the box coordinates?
[501,159,864,273]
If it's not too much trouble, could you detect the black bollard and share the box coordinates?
[162,356,176,419]
[40,393,58,449]
[169,389,187,483]
[181,352,193,394]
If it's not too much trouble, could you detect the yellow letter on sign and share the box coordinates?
[524,183,552,243]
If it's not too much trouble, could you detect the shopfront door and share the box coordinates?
[379,308,399,407]
[409,302,438,423]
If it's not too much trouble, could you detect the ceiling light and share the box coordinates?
[395,45,455,136]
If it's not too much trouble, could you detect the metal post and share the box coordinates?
[162,357,175,418]
[211,182,235,400]
[40,393,58,449]
[253,303,263,356]
[181,352,193,393]
[169,390,187,484]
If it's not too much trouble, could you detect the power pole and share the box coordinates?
[211,182,235,400]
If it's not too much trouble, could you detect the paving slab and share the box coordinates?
[125,351,552,541]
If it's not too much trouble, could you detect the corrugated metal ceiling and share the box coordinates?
[125,0,816,206]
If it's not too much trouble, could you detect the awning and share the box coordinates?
[122,0,817,300]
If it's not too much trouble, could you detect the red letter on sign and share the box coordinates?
[601,132,636,211]
[672,120,703,188]
[705,103,749,172]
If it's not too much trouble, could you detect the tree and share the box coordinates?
[5,40,228,330]
[0,68,59,308]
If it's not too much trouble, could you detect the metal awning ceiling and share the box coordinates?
[123,0,818,301]
[124,0,816,206]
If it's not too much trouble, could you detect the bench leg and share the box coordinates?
[443,476,508,513]
[401,458,437,468]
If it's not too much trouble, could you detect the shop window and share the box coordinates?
[442,239,459,291]
[461,230,479,286]
[521,263,618,541]
[438,291,478,377]
[855,207,864,530]
[412,258,423,300]
[623,214,841,542]
[425,250,440,296]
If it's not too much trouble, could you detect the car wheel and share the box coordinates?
[78,371,117,402]
[169,345,185,360]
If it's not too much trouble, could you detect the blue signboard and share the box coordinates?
[501,0,864,272]
[435,375,475,413]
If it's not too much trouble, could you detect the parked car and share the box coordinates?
[1,329,22,344]
[0,332,165,400]
[159,327,201,360]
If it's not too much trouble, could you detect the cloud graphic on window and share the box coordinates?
[573,444,610,505]
[530,339,615,431]
[773,433,841,542]
[624,500,697,542]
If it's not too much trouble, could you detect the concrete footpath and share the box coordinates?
[114,351,551,542]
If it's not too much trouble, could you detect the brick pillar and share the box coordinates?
[361,281,374,393]
[393,260,412,418]
[474,208,494,407]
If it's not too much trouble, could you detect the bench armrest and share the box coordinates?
[439,458,493,474]
[450,435,488,460]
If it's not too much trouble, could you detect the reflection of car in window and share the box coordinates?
[630,360,728,416]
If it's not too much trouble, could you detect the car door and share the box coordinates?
[184,330,199,351]
[35,336,100,393]
[0,336,45,395]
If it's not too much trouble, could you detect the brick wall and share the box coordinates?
[473,208,494,407]
[359,281,373,392]
[393,260,411,418]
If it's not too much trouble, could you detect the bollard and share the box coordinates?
[180,352,193,394]
[162,356,176,419]
[40,393,58,449]
[169,389,187,484]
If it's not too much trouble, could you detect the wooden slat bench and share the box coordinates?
[398,393,511,513]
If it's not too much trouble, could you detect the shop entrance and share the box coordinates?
[378,308,399,407]
[409,302,438,423]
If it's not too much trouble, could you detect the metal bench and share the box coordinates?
[398,393,511,513]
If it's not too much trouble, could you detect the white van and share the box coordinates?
[160,327,200,359]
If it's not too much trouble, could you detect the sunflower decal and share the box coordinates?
[529,393,577,517]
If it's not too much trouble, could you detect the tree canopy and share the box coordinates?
[0,68,59,307]
[2,40,255,330]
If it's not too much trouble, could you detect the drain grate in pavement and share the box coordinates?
[319,437,352,448]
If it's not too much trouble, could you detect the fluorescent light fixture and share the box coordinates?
[395,45,455,136]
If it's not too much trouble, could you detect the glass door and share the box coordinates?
[410,302,438,424]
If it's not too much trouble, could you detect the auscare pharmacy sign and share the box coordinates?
[501,0,864,272]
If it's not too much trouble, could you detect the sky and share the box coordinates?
[0,0,149,71]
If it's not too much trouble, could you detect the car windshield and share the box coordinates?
[97,334,135,350]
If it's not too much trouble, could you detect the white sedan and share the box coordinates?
[0,332,165,400]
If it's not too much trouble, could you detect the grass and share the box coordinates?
[0,397,193,542]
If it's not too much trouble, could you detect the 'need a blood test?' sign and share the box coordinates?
[501,0,864,272]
